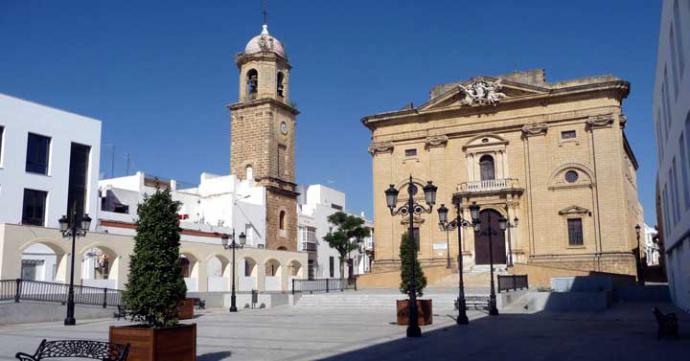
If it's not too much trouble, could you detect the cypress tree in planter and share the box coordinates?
[109,189,195,361]
[396,233,432,325]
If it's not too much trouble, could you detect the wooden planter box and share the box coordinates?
[396,299,433,326]
[109,323,196,361]
[177,299,194,320]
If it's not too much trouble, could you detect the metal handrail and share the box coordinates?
[0,279,122,308]
[291,278,357,294]
[497,275,528,293]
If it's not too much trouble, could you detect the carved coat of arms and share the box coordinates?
[458,79,507,106]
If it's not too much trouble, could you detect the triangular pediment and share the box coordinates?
[418,76,550,112]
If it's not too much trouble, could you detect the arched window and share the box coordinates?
[180,257,191,278]
[277,72,285,97]
[246,69,258,97]
[245,165,253,180]
[279,210,286,230]
[479,155,495,181]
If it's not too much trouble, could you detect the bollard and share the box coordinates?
[14,278,21,303]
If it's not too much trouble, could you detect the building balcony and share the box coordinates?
[456,178,524,196]
[301,242,317,252]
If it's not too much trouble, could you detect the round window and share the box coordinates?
[565,170,579,183]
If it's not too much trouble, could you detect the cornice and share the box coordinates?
[228,97,300,116]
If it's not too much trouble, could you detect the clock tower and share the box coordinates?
[229,23,298,251]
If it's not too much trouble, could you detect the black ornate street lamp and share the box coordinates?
[473,210,501,316]
[503,216,519,267]
[635,224,645,285]
[385,175,438,338]
[58,209,92,326]
[221,231,246,312]
[437,200,480,325]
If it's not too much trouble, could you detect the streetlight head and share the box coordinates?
[221,234,229,247]
[513,217,519,227]
[498,216,507,231]
[239,232,247,246]
[385,184,399,210]
[423,181,438,206]
[80,214,92,232]
[58,215,69,233]
[635,224,641,235]
[469,203,480,222]
[437,204,448,225]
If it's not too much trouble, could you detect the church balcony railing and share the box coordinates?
[456,178,523,195]
[301,242,317,252]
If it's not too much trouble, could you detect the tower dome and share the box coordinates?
[244,25,287,59]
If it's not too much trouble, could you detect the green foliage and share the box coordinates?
[122,189,187,328]
[399,233,427,297]
[323,212,371,279]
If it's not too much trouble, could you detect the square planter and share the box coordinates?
[396,299,433,326]
[177,299,195,320]
[109,323,196,361]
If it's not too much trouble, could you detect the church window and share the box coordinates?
[246,165,253,180]
[561,130,576,139]
[479,155,495,181]
[279,210,286,230]
[567,218,584,246]
[404,148,417,157]
[246,69,258,98]
[565,170,579,183]
[277,72,285,97]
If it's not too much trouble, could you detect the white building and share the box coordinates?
[654,0,690,312]
[643,223,660,266]
[0,93,101,282]
[298,185,374,280]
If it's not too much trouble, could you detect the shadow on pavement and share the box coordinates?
[198,351,232,360]
[319,303,690,361]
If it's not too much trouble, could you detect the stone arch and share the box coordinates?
[19,241,65,282]
[243,256,258,277]
[277,71,285,97]
[205,254,230,278]
[264,258,281,277]
[180,251,201,291]
[286,259,303,277]
[263,258,282,291]
[246,68,258,97]
[79,244,119,288]
[548,163,595,189]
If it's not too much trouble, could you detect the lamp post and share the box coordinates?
[437,200,480,325]
[473,210,502,316]
[503,216,519,267]
[635,224,644,286]
[385,175,438,338]
[58,209,92,326]
[221,231,246,312]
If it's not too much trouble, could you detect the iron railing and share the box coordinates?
[497,275,529,293]
[0,279,122,308]
[292,278,357,294]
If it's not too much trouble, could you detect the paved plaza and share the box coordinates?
[0,302,688,360]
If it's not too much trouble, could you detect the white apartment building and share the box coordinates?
[643,223,660,266]
[654,0,690,312]
[0,93,101,283]
[298,185,374,280]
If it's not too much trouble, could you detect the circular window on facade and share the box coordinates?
[565,170,579,183]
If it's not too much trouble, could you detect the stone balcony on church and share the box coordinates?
[456,178,523,196]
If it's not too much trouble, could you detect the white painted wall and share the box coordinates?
[0,93,101,229]
[654,0,690,312]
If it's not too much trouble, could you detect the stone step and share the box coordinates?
[293,292,489,310]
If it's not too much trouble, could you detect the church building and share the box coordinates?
[361,69,644,287]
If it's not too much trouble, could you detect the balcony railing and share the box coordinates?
[457,178,520,193]
[301,242,317,252]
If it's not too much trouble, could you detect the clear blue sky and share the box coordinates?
[0,0,661,224]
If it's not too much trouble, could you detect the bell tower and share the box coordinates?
[229,22,298,251]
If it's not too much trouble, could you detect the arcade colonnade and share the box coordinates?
[0,224,307,292]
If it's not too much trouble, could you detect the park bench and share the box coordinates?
[653,307,679,340]
[189,297,206,310]
[15,339,129,361]
[113,304,128,320]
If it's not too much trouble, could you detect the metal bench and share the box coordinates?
[653,307,679,340]
[113,304,128,320]
[16,339,129,360]
[189,297,206,310]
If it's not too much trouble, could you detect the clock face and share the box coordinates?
[280,121,288,135]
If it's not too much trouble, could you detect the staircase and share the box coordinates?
[293,291,489,311]
[431,266,509,288]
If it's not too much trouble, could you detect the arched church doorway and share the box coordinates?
[474,209,507,265]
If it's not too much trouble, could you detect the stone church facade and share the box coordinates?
[363,69,643,283]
